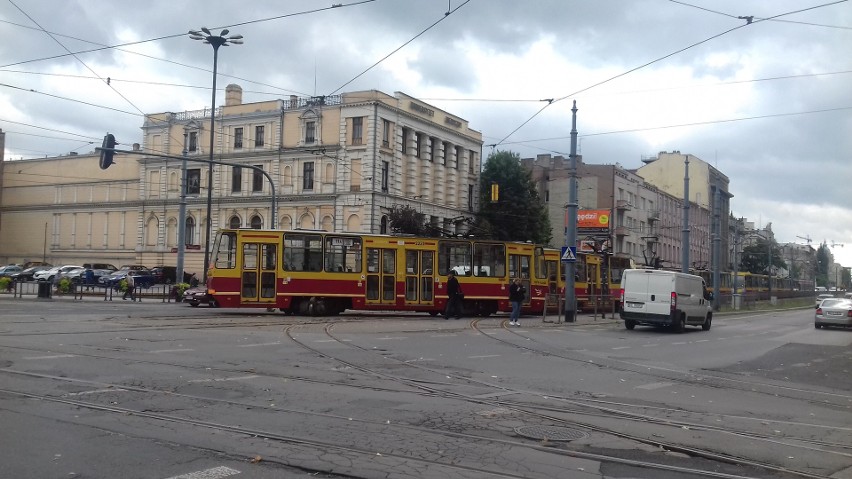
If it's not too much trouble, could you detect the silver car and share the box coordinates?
[815,293,834,308]
[815,298,852,329]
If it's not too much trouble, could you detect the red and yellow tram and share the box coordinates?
[206,228,629,316]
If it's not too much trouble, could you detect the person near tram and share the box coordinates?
[443,270,463,320]
[508,277,525,326]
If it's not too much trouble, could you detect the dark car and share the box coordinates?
[10,265,52,282]
[150,266,194,284]
[0,265,24,278]
[182,286,216,307]
[100,269,156,288]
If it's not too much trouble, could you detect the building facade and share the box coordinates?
[0,88,483,272]
[524,153,714,272]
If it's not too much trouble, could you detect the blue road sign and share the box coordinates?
[561,246,577,262]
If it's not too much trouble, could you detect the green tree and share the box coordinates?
[387,205,426,235]
[740,238,787,274]
[475,150,551,244]
[816,243,831,288]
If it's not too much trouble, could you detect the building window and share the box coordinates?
[188,132,197,152]
[234,128,243,149]
[250,215,262,229]
[352,117,363,145]
[468,184,474,211]
[468,149,476,173]
[303,162,314,190]
[252,165,263,192]
[185,217,196,245]
[441,141,450,165]
[305,121,316,143]
[455,146,463,170]
[382,119,391,147]
[186,168,201,195]
[229,216,241,229]
[415,133,422,158]
[381,161,389,192]
[401,127,409,154]
[429,137,437,162]
[255,126,264,147]
[231,166,241,193]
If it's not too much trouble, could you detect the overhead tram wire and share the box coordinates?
[668,0,851,29]
[492,0,848,150]
[328,0,472,95]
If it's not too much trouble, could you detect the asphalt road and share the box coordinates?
[1,296,850,479]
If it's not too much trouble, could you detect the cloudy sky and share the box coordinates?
[1,0,850,266]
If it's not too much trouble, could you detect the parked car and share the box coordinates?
[34,265,83,282]
[100,269,156,288]
[21,261,52,269]
[0,265,23,278]
[62,268,114,284]
[82,263,117,272]
[815,298,852,329]
[182,286,215,307]
[149,266,193,284]
[10,265,52,282]
[815,293,835,308]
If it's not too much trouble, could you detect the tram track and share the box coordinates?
[0,369,773,479]
[1,313,847,477]
[279,319,849,478]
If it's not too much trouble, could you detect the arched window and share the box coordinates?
[229,215,241,229]
[166,217,177,247]
[347,214,360,232]
[250,215,262,229]
[185,217,196,245]
[380,215,388,234]
[299,213,314,229]
[145,217,159,246]
[282,165,292,186]
[321,215,333,231]
[324,163,334,183]
[280,215,292,230]
[169,171,178,191]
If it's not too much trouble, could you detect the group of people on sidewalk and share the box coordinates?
[443,271,526,327]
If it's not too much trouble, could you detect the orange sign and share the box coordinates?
[569,209,610,229]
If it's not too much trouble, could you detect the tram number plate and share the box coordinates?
[626,302,643,309]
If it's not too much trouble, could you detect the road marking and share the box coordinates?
[468,354,500,359]
[612,346,631,350]
[671,342,687,345]
[636,381,674,390]
[429,334,456,338]
[642,344,660,347]
[188,375,260,384]
[23,354,76,360]
[695,339,709,343]
[150,349,195,354]
[237,341,281,347]
[375,336,407,340]
[164,466,241,479]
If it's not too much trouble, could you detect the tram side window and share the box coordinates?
[214,232,237,269]
[473,243,505,278]
[534,248,546,279]
[325,236,362,273]
[438,241,471,276]
[283,234,323,272]
[562,255,587,282]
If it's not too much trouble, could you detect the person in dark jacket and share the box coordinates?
[443,270,463,320]
[508,278,525,326]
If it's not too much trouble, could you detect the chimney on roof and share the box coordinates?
[225,84,242,106]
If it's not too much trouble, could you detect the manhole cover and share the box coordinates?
[514,425,587,442]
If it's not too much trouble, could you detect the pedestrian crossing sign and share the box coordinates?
[561,246,577,262]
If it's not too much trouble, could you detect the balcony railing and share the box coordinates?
[616,199,631,210]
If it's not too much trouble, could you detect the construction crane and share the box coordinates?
[796,235,812,244]
[828,241,845,248]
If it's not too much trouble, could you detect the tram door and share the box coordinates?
[366,248,397,305]
[404,249,434,306]
[241,240,277,304]
[508,254,532,304]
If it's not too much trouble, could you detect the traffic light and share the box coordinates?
[490,182,499,203]
[98,134,116,169]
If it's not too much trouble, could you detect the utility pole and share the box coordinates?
[564,101,579,322]
[681,154,690,273]
[176,135,188,286]
[712,188,720,310]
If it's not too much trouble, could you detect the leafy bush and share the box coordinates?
[58,277,73,293]
[0,277,11,292]
[174,282,190,298]
[118,279,128,292]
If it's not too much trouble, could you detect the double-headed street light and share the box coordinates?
[189,27,243,283]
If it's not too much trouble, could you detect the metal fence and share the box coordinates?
[7,281,183,303]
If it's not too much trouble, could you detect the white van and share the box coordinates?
[619,269,713,332]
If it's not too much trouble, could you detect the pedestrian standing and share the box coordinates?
[508,277,525,326]
[84,268,95,291]
[443,270,463,320]
[122,273,136,301]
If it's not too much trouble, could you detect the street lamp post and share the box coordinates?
[189,27,243,284]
